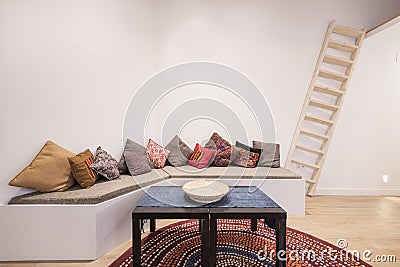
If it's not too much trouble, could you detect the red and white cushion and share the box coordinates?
[146,139,171,168]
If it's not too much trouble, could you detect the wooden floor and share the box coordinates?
[1,196,399,267]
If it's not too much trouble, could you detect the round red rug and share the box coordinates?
[110,219,372,267]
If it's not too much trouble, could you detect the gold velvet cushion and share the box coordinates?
[8,141,76,192]
[68,149,98,188]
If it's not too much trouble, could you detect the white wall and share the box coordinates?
[317,22,400,195]
[1,0,400,204]
[152,0,400,195]
[0,0,156,204]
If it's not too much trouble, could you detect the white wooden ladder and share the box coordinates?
[285,20,366,196]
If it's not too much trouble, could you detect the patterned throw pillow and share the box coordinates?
[213,146,232,166]
[68,149,98,188]
[232,144,261,168]
[235,141,262,168]
[90,146,120,180]
[205,132,232,167]
[215,138,230,151]
[146,139,171,168]
[188,143,216,169]
[205,132,231,150]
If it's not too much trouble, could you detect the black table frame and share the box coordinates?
[132,194,287,267]
[132,207,210,267]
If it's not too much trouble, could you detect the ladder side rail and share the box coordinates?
[307,29,366,196]
[285,20,336,168]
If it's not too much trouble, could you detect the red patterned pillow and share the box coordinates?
[232,146,260,168]
[205,132,231,150]
[205,132,232,167]
[146,139,171,168]
[188,143,216,169]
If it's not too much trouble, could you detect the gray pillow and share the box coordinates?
[124,151,152,176]
[165,135,193,167]
[252,141,280,168]
[118,139,146,174]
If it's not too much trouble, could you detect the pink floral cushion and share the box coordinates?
[188,143,216,169]
[146,139,171,169]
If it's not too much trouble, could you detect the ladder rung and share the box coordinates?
[305,115,334,126]
[291,160,320,170]
[305,178,317,184]
[286,21,366,197]
[300,130,329,141]
[319,70,348,82]
[327,39,359,52]
[332,24,364,38]
[296,145,324,155]
[323,54,353,67]
[314,85,344,96]
[309,99,339,111]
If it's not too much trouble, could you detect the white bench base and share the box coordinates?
[0,178,304,261]
[0,190,145,261]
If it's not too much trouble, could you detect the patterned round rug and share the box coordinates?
[110,219,372,267]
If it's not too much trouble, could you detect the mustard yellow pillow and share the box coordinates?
[9,141,75,192]
[68,149,98,188]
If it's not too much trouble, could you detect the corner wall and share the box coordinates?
[0,0,156,204]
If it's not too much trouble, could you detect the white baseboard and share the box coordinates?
[315,188,400,196]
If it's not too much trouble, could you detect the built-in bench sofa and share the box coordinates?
[0,166,304,261]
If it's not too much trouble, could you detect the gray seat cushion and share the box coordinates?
[8,169,169,205]
[162,166,301,179]
[8,166,301,205]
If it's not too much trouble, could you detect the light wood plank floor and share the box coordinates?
[1,196,399,267]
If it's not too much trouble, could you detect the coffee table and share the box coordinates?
[132,186,287,267]
[132,186,211,267]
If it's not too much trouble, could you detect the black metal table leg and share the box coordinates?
[132,218,141,267]
[201,219,210,267]
[210,218,218,267]
[275,218,286,267]
[199,219,202,232]
[150,218,156,232]
[251,218,258,231]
